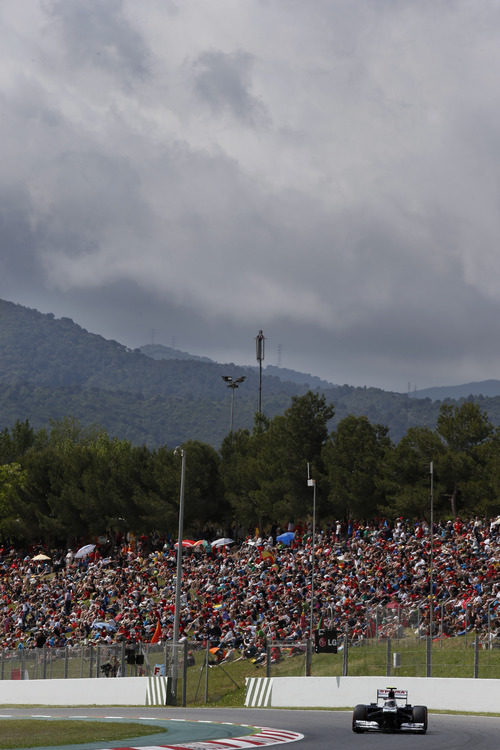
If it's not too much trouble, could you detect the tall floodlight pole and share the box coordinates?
[221,375,246,436]
[307,463,316,639]
[427,460,434,678]
[256,330,265,415]
[172,447,186,702]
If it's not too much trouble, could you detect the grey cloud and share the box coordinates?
[0,186,43,284]
[192,50,267,124]
[44,0,150,81]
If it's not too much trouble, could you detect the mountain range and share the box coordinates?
[1,297,500,448]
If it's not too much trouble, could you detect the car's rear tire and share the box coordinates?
[352,704,367,733]
[412,705,428,733]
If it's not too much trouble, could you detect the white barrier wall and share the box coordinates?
[0,674,496,711]
[269,676,500,712]
[0,676,151,705]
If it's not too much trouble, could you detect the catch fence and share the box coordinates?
[1,599,500,703]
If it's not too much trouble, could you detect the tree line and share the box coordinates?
[0,392,498,547]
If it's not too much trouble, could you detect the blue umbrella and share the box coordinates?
[92,621,117,631]
[276,531,295,546]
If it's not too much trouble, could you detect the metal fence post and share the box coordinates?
[266,644,271,678]
[42,646,47,679]
[386,637,391,677]
[64,646,69,679]
[204,641,209,704]
[305,638,312,676]
[474,633,479,678]
[342,634,348,676]
[426,635,432,677]
[89,646,94,678]
[182,640,187,707]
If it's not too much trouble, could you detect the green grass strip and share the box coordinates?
[0,719,166,749]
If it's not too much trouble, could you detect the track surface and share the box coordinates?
[2,707,500,750]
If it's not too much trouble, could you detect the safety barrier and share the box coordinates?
[246,675,500,713]
[245,677,273,707]
[146,675,170,705]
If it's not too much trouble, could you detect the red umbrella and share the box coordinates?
[175,539,195,548]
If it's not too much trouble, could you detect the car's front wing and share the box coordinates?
[353,720,426,732]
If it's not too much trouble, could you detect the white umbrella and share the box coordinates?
[211,538,235,548]
[32,553,50,561]
[74,543,96,559]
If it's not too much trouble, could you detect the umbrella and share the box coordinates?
[32,553,51,561]
[277,532,295,546]
[174,540,195,548]
[211,538,235,548]
[194,540,210,549]
[74,543,96,559]
[92,621,117,631]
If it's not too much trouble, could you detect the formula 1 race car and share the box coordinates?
[352,688,428,733]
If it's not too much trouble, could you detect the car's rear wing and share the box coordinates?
[377,688,408,705]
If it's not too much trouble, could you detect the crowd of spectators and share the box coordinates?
[1,515,500,656]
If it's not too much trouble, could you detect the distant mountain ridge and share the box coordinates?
[1,297,500,447]
[139,343,339,390]
[410,380,500,401]
[139,343,214,363]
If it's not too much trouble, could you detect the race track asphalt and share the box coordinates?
[2,706,500,750]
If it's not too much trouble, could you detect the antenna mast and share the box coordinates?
[255,330,265,415]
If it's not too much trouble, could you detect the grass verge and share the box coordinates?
[0,719,166,749]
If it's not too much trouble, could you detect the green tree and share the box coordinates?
[435,402,493,517]
[178,440,226,535]
[0,420,36,463]
[381,426,444,519]
[323,415,392,519]
[220,428,262,533]
[0,463,27,540]
[221,392,334,531]
[474,427,500,515]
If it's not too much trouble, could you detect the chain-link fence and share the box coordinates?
[2,600,500,704]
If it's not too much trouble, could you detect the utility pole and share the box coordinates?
[221,375,246,436]
[171,447,186,703]
[307,463,316,640]
[255,329,265,415]
[428,460,434,677]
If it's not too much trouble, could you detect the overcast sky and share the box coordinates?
[2,1,500,393]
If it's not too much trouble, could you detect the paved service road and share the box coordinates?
[2,706,500,750]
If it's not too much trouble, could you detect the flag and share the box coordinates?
[150,618,162,644]
[261,549,275,564]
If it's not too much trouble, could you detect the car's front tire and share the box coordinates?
[352,704,367,733]
[412,705,428,733]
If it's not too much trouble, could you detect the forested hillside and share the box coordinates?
[2,298,500,447]
[1,395,499,546]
